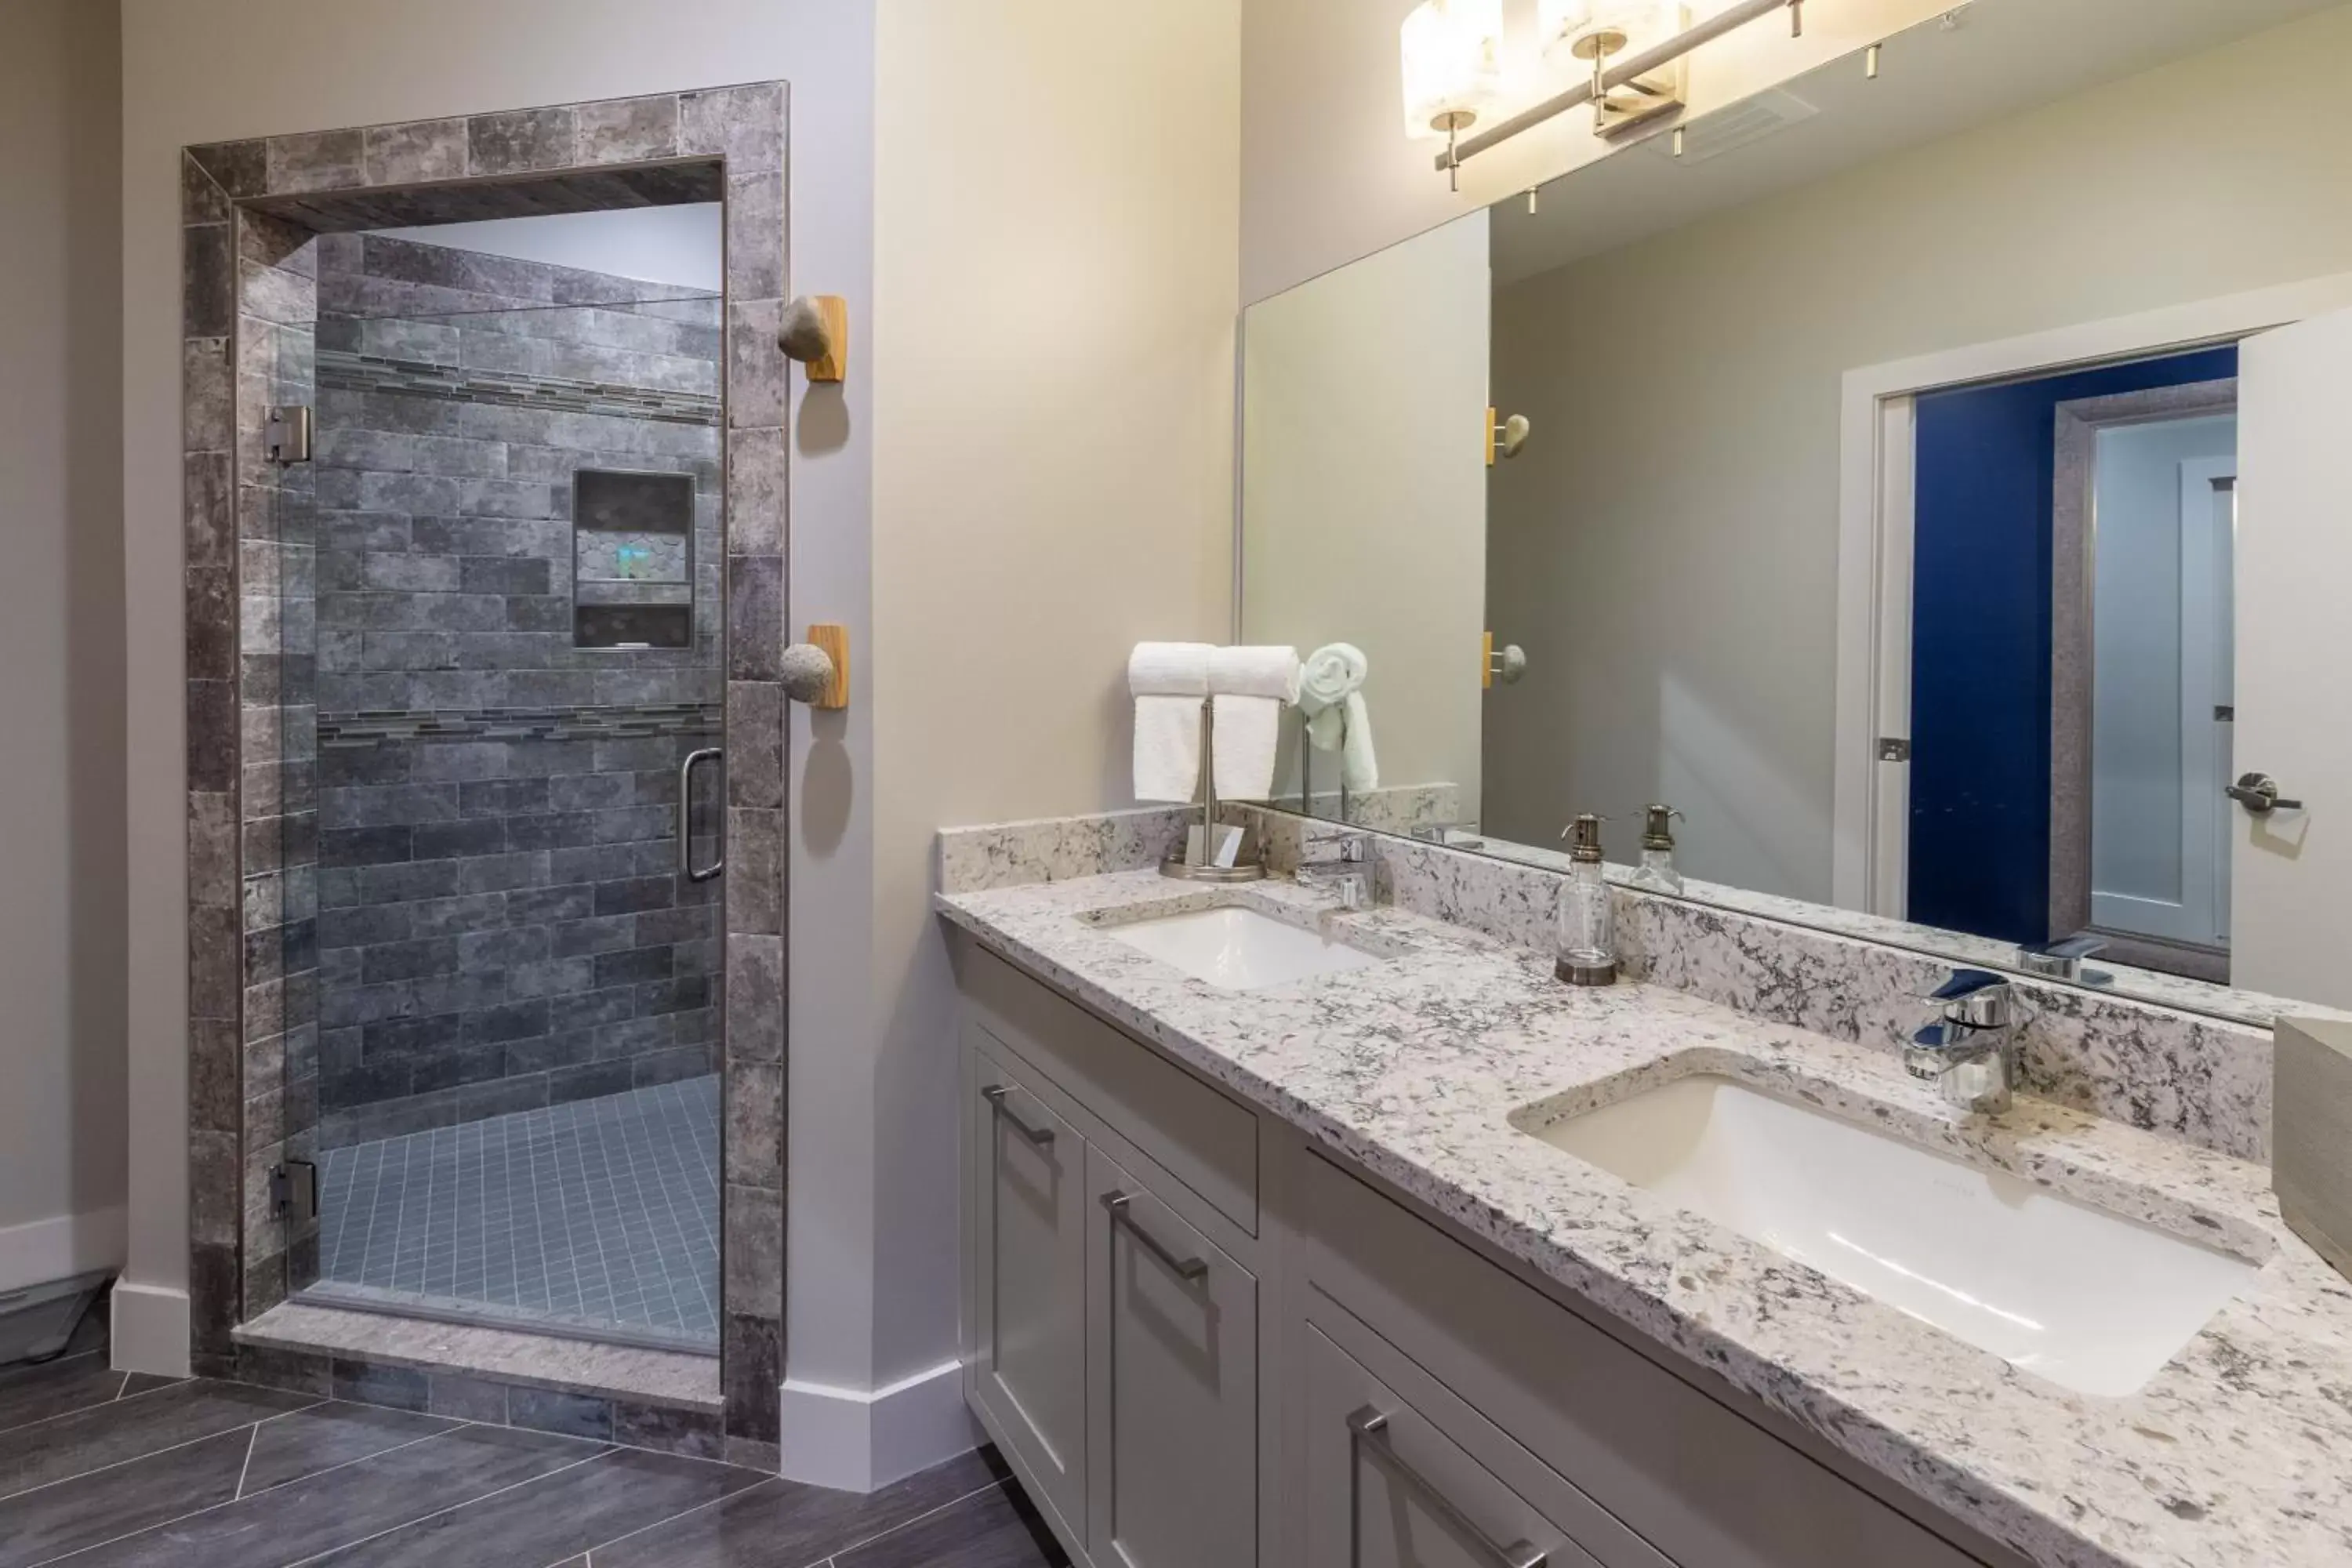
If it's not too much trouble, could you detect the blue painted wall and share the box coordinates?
[1908,345,2237,944]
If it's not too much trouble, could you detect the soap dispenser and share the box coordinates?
[1555,814,1617,987]
[1628,804,1685,895]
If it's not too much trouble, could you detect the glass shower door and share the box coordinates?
[294,225,728,1350]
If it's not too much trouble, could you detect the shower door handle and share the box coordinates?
[678,748,724,882]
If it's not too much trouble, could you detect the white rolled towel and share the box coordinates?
[1206,645,1298,800]
[1206,644,1300,702]
[1298,642,1378,793]
[1128,641,1212,698]
[1131,642,1214,801]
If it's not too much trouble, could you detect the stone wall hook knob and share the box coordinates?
[779,295,848,383]
[781,641,837,706]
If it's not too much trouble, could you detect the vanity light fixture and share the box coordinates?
[1421,0,1807,178]
[1400,0,1505,190]
[1541,0,1691,136]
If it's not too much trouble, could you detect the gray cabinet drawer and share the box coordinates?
[1087,1145,1258,1568]
[963,945,1258,1234]
[1303,1319,1635,1568]
[1297,1151,1989,1568]
[967,1036,1089,1544]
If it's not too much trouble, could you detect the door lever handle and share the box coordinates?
[2227,772,2303,815]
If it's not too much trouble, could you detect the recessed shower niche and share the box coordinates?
[575,467,696,650]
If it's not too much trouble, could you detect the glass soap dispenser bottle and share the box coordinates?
[1555,814,1617,987]
[1628,804,1685,895]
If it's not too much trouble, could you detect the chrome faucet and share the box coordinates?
[2017,934,2110,985]
[1907,969,2018,1115]
[1296,826,1370,912]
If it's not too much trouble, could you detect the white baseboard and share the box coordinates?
[779,1357,978,1492]
[108,1281,191,1377]
[0,1206,125,1295]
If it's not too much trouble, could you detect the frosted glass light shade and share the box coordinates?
[1399,0,1504,139]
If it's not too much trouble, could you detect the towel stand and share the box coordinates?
[1160,696,1268,883]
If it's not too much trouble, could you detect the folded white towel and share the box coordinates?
[1129,641,1213,698]
[1131,642,1214,801]
[1209,694,1277,800]
[1134,694,1204,802]
[1298,643,1378,793]
[1203,645,1295,800]
[1207,644,1299,702]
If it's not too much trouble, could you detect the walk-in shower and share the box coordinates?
[302,227,726,1348]
[182,83,793,1461]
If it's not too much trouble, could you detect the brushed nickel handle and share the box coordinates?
[677,748,724,883]
[1100,1191,1207,1280]
[1348,1407,1548,1567]
[2227,772,2303,815]
[981,1084,1055,1148]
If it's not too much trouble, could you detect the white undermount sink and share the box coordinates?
[1522,1074,2258,1397]
[1105,906,1384,992]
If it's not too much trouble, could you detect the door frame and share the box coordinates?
[178,84,792,1463]
[1830,270,2352,913]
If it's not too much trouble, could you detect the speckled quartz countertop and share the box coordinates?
[935,869,2352,1568]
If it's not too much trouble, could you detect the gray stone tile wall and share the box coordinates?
[311,235,724,1145]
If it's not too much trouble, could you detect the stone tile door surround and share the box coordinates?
[180,83,791,1467]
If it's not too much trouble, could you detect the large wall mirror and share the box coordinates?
[1240,0,2352,1023]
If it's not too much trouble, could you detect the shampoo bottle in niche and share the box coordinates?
[1555,814,1617,986]
[1628,804,1685,895]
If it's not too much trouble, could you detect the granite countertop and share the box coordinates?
[935,869,2352,1568]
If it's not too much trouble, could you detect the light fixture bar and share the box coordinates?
[1433,0,1795,172]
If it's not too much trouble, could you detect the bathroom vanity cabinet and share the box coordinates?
[954,942,2029,1568]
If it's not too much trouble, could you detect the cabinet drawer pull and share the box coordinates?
[981,1084,1056,1147]
[1348,1406,1548,1568]
[1101,1191,1210,1280]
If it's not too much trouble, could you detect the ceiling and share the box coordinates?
[1488,0,2347,286]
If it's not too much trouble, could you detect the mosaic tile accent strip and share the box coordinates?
[317,1076,720,1347]
[318,349,721,426]
[319,702,720,746]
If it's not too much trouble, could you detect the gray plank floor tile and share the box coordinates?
[0,1425,249,1568]
[590,1448,1010,1568]
[241,1401,459,1495]
[0,1380,318,1499]
[300,1446,765,1565]
[832,1479,1070,1568]
[0,1356,140,1435]
[66,1422,604,1567]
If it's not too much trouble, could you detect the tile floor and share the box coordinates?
[0,1315,1068,1568]
[317,1077,720,1347]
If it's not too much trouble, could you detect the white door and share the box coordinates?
[2085,426,2237,949]
[2232,310,2350,1004]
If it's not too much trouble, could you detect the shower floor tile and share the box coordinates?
[316,1076,720,1348]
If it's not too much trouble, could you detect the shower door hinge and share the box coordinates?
[266,405,314,464]
[270,1160,318,1223]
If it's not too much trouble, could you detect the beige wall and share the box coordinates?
[1485,6,2352,897]
[866,0,1240,1427]
[0,0,125,1293]
[1241,212,1487,808]
[1240,0,1950,303]
[116,0,877,1392]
